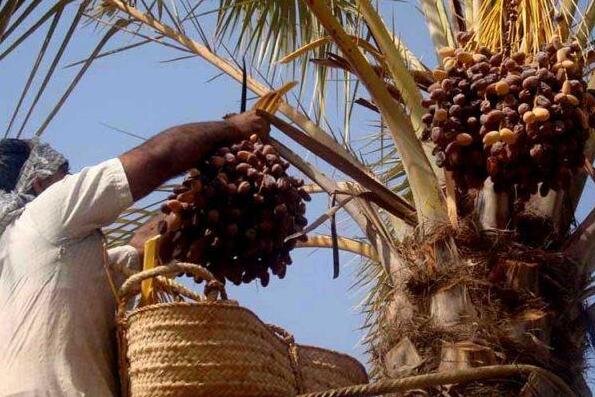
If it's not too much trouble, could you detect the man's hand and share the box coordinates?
[226,110,270,138]
[128,214,165,263]
[121,112,271,201]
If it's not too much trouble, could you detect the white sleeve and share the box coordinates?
[108,245,141,288]
[25,158,134,242]
[108,245,141,277]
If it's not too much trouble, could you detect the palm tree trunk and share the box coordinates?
[375,205,592,396]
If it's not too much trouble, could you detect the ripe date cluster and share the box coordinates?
[422,36,593,198]
[159,134,309,286]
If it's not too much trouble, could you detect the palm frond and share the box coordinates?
[358,1,444,186]
[419,0,456,52]
[358,1,424,132]
[0,0,75,62]
[390,33,429,73]
[105,201,165,247]
[277,34,381,65]
[303,181,371,194]
[102,0,368,169]
[575,0,595,48]
[211,0,366,126]
[0,0,42,43]
[64,36,157,69]
[213,0,357,67]
[5,0,90,138]
[305,0,447,227]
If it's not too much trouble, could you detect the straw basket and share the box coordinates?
[268,325,369,393]
[117,263,368,397]
[117,263,298,397]
[297,345,368,392]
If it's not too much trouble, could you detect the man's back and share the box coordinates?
[0,159,133,396]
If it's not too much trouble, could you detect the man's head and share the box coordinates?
[0,138,68,196]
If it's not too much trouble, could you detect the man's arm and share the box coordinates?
[120,111,269,201]
[24,111,268,242]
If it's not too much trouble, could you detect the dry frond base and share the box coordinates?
[365,218,590,396]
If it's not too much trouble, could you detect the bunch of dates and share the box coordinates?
[159,134,309,286]
[422,34,594,198]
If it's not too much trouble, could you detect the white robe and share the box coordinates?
[0,159,139,396]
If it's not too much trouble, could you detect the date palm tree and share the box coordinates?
[2,0,595,395]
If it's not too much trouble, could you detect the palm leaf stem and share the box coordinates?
[304,0,447,227]
[261,110,417,225]
[357,0,445,184]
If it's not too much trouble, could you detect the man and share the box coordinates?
[0,111,269,396]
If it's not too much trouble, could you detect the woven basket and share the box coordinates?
[298,345,368,392]
[117,263,368,397]
[268,326,368,393]
[117,263,298,397]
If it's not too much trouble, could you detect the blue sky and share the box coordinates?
[1,0,593,388]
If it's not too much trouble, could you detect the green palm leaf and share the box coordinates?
[419,0,456,52]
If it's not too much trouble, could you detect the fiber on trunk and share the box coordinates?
[365,219,590,396]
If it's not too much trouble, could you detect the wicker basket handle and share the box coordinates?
[118,262,227,309]
[267,323,296,344]
[266,323,307,393]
